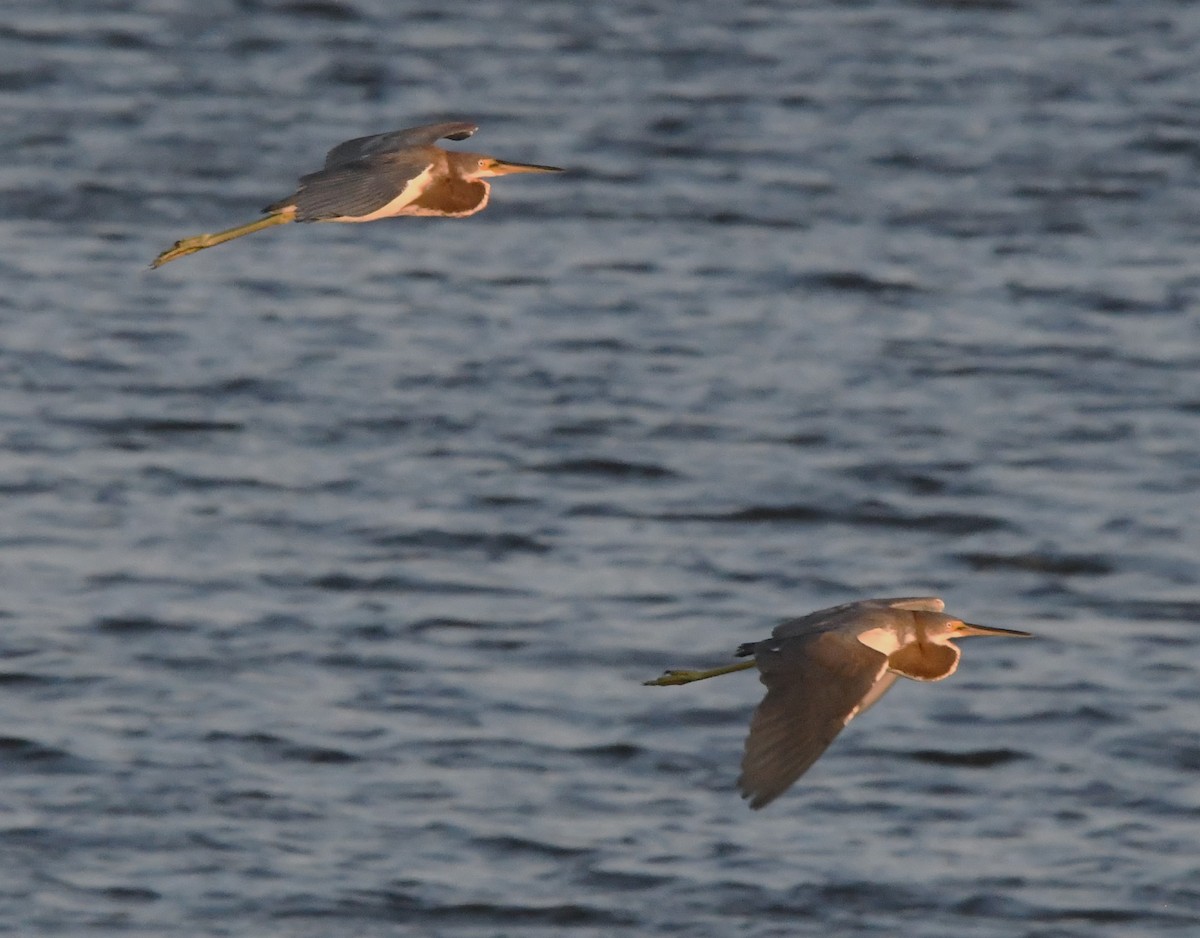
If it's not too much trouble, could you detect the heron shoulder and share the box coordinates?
[767,597,907,640]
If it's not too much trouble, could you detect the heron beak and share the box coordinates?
[957,621,1033,638]
[486,158,564,175]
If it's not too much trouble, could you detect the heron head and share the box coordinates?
[474,156,564,178]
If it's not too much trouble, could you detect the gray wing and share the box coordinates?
[770,596,945,642]
[738,631,890,809]
[855,670,898,715]
[323,122,478,169]
[270,153,433,221]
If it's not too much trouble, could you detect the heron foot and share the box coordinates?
[643,659,756,686]
[644,669,707,686]
[150,210,295,269]
[151,237,208,268]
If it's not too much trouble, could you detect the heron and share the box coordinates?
[151,121,563,268]
[645,597,1031,809]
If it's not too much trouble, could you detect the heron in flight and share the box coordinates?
[151,121,562,268]
[645,597,1031,809]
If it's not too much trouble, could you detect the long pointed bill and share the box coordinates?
[487,159,564,175]
[958,621,1033,638]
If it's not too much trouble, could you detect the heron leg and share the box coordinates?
[151,209,296,268]
[643,659,756,686]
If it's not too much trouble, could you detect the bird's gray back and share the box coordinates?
[769,596,944,642]
[323,122,478,169]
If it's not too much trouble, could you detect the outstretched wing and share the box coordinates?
[738,631,890,810]
[323,122,478,169]
[267,152,435,221]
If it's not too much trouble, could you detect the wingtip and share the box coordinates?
[736,779,778,811]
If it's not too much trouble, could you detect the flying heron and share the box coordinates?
[151,121,563,268]
[645,597,1031,809]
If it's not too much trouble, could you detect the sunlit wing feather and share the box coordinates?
[881,597,945,613]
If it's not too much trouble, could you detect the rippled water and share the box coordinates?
[3,0,1200,934]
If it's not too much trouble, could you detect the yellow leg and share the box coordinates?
[151,208,296,268]
[643,659,756,686]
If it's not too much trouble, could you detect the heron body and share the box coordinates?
[645,597,1031,809]
[151,121,562,267]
